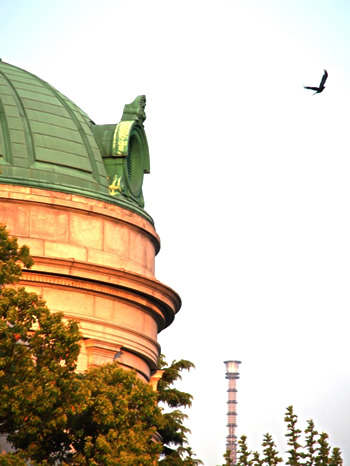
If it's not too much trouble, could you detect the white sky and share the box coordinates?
[2,0,350,464]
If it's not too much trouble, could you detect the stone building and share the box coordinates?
[0,60,181,382]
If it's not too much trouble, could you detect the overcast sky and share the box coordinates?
[2,1,350,464]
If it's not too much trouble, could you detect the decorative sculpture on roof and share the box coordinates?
[121,95,146,123]
[93,96,150,208]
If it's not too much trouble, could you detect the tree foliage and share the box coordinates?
[0,225,199,464]
[0,225,33,286]
[261,433,283,465]
[157,355,202,464]
[0,226,81,462]
[236,435,252,466]
[284,406,303,465]
[236,406,343,466]
[304,419,318,466]
[66,363,163,465]
[0,287,81,462]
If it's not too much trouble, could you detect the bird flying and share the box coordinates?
[304,70,328,94]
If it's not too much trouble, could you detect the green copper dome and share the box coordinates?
[0,61,151,220]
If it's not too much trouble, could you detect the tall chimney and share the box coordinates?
[224,360,241,464]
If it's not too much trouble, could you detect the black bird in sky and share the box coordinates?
[304,69,328,94]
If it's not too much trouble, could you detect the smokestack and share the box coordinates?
[224,360,241,464]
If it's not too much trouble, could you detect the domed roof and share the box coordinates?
[0,61,151,220]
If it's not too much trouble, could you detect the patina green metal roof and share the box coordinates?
[0,61,151,221]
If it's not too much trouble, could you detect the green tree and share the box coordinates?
[304,419,318,466]
[0,226,198,464]
[285,406,303,466]
[0,224,33,286]
[157,356,202,464]
[223,448,235,466]
[261,433,282,465]
[237,435,252,466]
[237,407,343,466]
[330,448,343,466]
[252,451,263,466]
[0,452,27,465]
[315,432,330,466]
[0,227,81,463]
[67,363,163,465]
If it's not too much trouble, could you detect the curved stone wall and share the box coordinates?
[0,184,181,380]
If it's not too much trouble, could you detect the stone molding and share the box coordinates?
[21,263,180,331]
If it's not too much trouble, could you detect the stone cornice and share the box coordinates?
[22,259,181,330]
